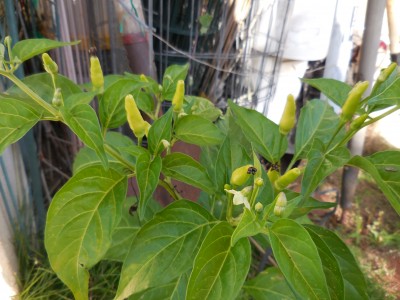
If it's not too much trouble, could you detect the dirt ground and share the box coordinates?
[312,124,400,299]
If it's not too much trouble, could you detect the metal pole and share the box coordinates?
[340,0,386,220]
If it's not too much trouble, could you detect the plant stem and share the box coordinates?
[326,121,346,150]
[104,144,135,172]
[226,192,234,223]
[158,178,181,201]
[364,105,400,126]
[0,70,58,116]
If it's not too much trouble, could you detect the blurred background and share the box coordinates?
[1,0,400,298]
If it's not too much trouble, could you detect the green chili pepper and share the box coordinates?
[274,167,302,191]
[279,94,296,135]
[230,164,253,186]
[42,53,58,75]
[340,81,369,122]
[267,169,280,185]
[377,63,397,83]
[172,80,185,112]
[350,113,368,131]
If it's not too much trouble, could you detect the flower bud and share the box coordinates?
[4,36,12,49]
[274,168,302,191]
[42,53,58,74]
[279,94,296,135]
[172,80,185,112]
[140,74,148,82]
[161,139,170,149]
[340,81,369,122]
[255,177,264,187]
[52,88,63,107]
[230,164,253,186]
[255,202,263,212]
[274,192,287,217]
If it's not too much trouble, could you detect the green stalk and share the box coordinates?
[226,192,234,223]
[104,144,135,172]
[0,70,58,116]
[158,178,181,201]
[363,105,400,126]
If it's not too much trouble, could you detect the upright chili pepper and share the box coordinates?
[125,95,151,139]
[172,80,185,112]
[279,94,296,135]
[340,81,369,122]
[230,164,253,186]
[274,167,302,191]
[350,113,368,131]
[89,47,104,92]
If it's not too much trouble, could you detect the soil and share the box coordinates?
[310,125,400,299]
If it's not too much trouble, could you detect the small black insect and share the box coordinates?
[129,204,138,215]
[247,166,257,175]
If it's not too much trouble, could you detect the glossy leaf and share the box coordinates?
[367,77,400,110]
[301,78,351,108]
[136,152,162,220]
[99,78,144,129]
[295,99,345,159]
[129,273,188,300]
[269,219,330,300]
[148,108,173,155]
[231,208,265,246]
[304,225,368,299]
[162,152,215,194]
[301,139,350,200]
[12,38,80,62]
[0,95,41,154]
[186,222,251,300]
[243,267,296,300]
[45,166,127,300]
[348,152,400,215]
[65,91,97,108]
[162,64,189,100]
[115,200,216,299]
[185,96,222,121]
[73,132,136,174]
[228,100,286,163]
[174,115,224,146]
[61,104,108,169]
[305,227,344,300]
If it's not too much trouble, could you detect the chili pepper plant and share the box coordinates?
[1,38,400,300]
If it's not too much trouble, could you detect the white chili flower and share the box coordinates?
[224,186,252,209]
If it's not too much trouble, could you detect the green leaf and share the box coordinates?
[228,100,286,163]
[186,221,251,300]
[174,115,224,146]
[243,267,296,300]
[185,96,222,121]
[162,152,215,194]
[61,104,108,169]
[348,152,400,215]
[99,78,145,129]
[12,38,80,62]
[301,139,350,199]
[8,73,82,105]
[45,165,127,300]
[136,152,162,220]
[269,219,330,300]
[73,132,137,174]
[305,226,345,300]
[0,95,41,154]
[129,273,188,300]
[301,78,352,108]
[115,200,216,299]
[295,99,345,159]
[367,77,400,110]
[304,225,368,299]
[162,64,189,100]
[148,108,173,155]
[231,208,265,246]
[65,91,97,108]
[103,197,140,261]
